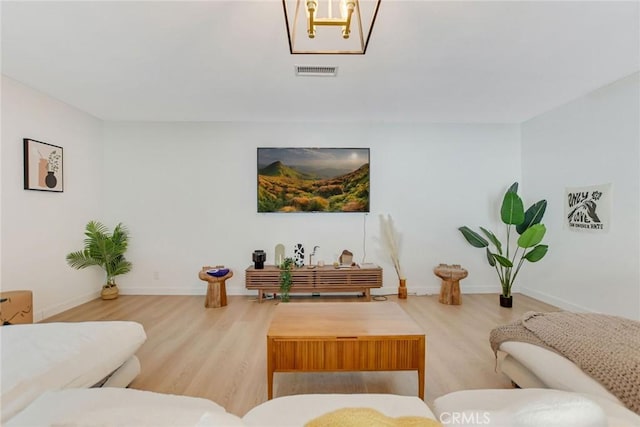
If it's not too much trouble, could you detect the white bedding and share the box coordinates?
[1,321,146,423]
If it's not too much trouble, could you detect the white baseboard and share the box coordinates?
[407,285,499,296]
[520,287,595,313]
[401,286,439,296]
[120,285,501,297]
[38,290,100,321]
[120,287,205,296]
[120,286,256,296]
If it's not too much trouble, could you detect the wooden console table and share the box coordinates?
[245,265,382,302]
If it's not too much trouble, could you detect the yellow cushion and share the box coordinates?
[305,407,442,427]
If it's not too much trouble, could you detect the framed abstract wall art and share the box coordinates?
[23,138,64,192]
[257,147,370,213]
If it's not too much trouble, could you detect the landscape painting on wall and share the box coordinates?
[257,148,370,213]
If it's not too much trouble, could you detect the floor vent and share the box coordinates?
[295,65,338,77]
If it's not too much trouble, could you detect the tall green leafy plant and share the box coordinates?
[66,221,132,287]
[458,183,549,298]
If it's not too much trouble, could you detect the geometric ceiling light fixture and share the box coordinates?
[283,0,381,54]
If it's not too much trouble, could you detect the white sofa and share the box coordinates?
[0,321,146,423]
[488,311,640,426]
[490,342,640,427]
[434,388,639,427]
[497,342,624,403]
[8,387,640,427]
[5,388,437,426]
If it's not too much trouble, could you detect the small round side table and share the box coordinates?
[434,264,468,305]
[198,266,233,308]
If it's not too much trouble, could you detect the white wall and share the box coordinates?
[6,72,637,319]
[103,122,521,297]
[1,75,105,320]
[521,72,640,320]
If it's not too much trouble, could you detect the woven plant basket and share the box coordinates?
[100,284,119,300]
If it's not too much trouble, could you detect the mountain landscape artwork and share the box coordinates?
[258,148,370,213]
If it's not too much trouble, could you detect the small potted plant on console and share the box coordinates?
[279,257,294,302]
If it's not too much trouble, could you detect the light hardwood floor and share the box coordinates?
[43,293,557,417]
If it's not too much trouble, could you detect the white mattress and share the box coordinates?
[1,321,146,423]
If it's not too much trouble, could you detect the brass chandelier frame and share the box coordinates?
[283,0,381,55]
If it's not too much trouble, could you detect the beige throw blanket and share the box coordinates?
[490,311,640,415]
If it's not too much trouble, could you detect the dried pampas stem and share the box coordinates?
[380,214,404,280]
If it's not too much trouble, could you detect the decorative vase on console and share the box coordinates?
[380,214,407,299]
[252,250,266,269]
[274,243,285,266]
[293,244,305,267]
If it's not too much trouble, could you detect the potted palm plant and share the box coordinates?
[458,183,549,307]
[66,221,132,300]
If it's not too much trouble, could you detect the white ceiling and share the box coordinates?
[2,1,638,123]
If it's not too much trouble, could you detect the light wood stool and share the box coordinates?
[198,266,233,308]
[434,264,468,305]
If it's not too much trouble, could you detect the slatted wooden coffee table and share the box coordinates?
[266,302,426,400]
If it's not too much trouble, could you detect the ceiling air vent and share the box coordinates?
[295,65,338,77]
